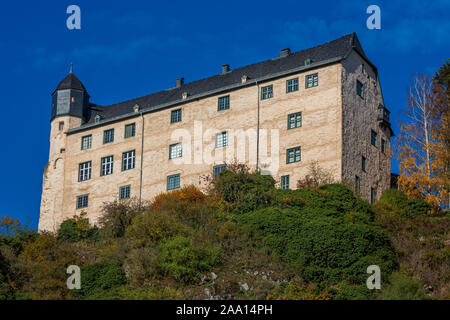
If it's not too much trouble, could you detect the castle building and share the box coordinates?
[39,33,393,232]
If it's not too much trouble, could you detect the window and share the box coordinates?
[94,115,101,123]
[81,135,92,150]
[305,73,318,88]
[124,123,136,138]
[101,155,114,176]
[261,85,273,100]
[122,150,135,171]
[76,194,89,209]
[357,80,364,98]
[381,139,386,153]
[286,78,299,93]
[103,129,114,144]
[281,175,290,190]
[171,109,182,123]
[218,95,230,111]
[362,156,366,172]
[167,174,180,190]
[286,146,301,164]
[371,187,376,204]
[215,131,228,148]
[371,130,378,147]
[355,176,360,192]
[78,161,92,182]
[169,143,182,159]
[119,185,131,200]
[287,112,302,129]
[60,148,65,154]
[59,122,64,131]
[213,164,227,179]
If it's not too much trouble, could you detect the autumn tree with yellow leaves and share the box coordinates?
[396,60,450,211]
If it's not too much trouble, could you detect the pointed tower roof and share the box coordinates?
[52,65,87,95]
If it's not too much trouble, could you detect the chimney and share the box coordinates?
[222,64,230,74]
[279,48,291,58]
[176,78,184,88]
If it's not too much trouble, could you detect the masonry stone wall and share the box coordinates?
[341,50,391,201]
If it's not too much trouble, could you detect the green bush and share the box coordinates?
[126,209,188,245]
[377,272,428,300]
[333,282,373,300]
[98,200,143,238]
[75,260,127,299]
[378,189,409,208]
[378,189,430,217]
[213,170,275,213]
[158,236,221,284]
[57,216,98,243]
[237,199,397,285]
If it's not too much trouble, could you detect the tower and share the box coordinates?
[39,66,90,232]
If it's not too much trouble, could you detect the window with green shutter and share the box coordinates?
[124,123,136,138]
[286,146,301,164]
[287,112,302,129]
[286,78,299,93]
[261,85,273,100]
[305,73,318,88]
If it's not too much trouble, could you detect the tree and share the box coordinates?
[396,72,449,211]
[431,60,450,210]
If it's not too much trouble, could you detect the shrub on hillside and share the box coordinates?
[75,260,127,299]
[237,199,397,285]
[57,213,98,243]
[126,208,188,245]
[98,200,143,238]
[212,165,275,213]
[378,189,430,217]
[377,272,428,300]
[158,236,221,284]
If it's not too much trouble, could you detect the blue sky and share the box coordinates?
[0,0,448,228]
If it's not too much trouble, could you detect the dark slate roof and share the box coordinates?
[53,72,87,94]
[80,32,369,126]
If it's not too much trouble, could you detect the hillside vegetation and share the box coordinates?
[1,165,449,300]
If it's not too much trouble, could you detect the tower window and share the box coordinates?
[355,175,360,192]
[124,123,136,138]
[103,129,114,144]
[78,161,92,182]
[261,85,273,100]
[305,73,318,88]
[371,187,376,204]
[81,135,92,150]
[287,112,302,129]
[286,78,299,93]
[60,148,66,154]
[167,174,180,190]
[122,150,136,171]
[381,139,386,153]
[218,95,230,111]
[171,109,182,123]
[101,155,114,176]
[119,185,131,200]
[286,146,301,164]
[213,164,227,180]
[215,131,228,148]
[281,175,290,189]
[371,130,378,147]
[362,156,366,172]
[59,122,64,131]
[357,80,364,98]
[76,194,89,209]
[169,143,182,159]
